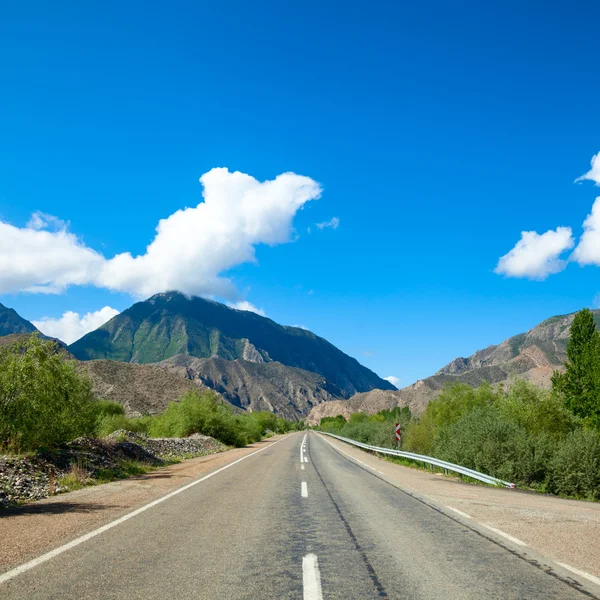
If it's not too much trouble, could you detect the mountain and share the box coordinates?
[160,355,344,420]
[69,291,394,396]
[78,360,206,417]
[307,310,595,424]
[0,303,37,336]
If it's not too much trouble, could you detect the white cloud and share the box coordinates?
[571,197,600,265]
[290,324,309,330]
[27,211,68,231]
[575,152,600,185]
[228,301,266,317]
[33,306,120,344]
[495,227,574,280]
[316,216,339,230]
[0,168,322,299]
[384,375,401,389]
[0,219,105,294]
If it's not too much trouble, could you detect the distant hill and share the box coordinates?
[307,310,594,424]
[160,355,344,420]
[0,303,37,336]
[69,291,394,397]
[78,359,206,417]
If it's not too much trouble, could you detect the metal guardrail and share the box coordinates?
[318,431,516,488]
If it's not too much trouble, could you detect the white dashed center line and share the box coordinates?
[301,482,308,498]
[303,554,323,600]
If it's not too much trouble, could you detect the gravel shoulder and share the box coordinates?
[320,433,600,581]
[0,435,286,572]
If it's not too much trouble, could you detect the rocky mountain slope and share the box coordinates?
[69,291,393,396]
[77,360,206,417]
[0,303,37,336]
[307,310,595,424]
[160,355,343,420]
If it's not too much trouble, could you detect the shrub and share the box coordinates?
[549,428,600,500]
[434,405,553,485]
[0,336,98,452]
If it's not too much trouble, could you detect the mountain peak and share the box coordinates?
[69,293,395,396]
[0,303,38,336]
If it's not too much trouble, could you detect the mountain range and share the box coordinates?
[306,310,591,423]
[0,297,590,423]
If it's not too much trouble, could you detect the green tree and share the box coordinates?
[0,335,97,452]
[552,308,600,425]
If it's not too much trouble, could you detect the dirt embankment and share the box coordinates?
[0,432,226,509]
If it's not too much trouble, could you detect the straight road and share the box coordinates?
[0,431,597,599]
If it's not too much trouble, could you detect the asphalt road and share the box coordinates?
[0,432,596,599]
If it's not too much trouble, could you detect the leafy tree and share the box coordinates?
[552,308,600,426]
[0,335,97,452]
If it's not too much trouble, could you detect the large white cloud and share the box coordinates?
[495,227,574,280]
[0,220,104,294]
[571,197,600,265]
[0,168,321,300]
[33,306,120,344]
[575,152,600,186]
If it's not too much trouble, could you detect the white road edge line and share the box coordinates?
[0,436,287,586]
[320,435,383,474]
[446,506,472,519]
[556,562,600,587]
[483,525,527,547]
[301,481,308,498]
[303,553,323,600]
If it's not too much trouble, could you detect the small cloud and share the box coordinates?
[363,351,374,357]
[593,293,600,309]
[575,152,600,186]
[384,376,401,389]
[316,217,340,230]
[27,211,68,231]
[228,301,266,317]
[307,290,314,295]
[33,306,120,344]
[495,227,574,280]
[291,324,309,330]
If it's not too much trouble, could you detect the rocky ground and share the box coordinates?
[0,432,227,508]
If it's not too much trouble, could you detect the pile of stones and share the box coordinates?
[0,431,226,509]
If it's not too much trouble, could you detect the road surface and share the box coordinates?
[0,431,597,599]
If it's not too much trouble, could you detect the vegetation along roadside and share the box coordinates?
[0,335,302,508]
[318,309,600,501]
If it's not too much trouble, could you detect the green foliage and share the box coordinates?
[318,405,412,448]
[552,308,600,426]
[319,378,600,500]
[403,383,498,455]
[146,390,298,447]
[0,334,299,452]
[549,429,600,500]
[0,335,98,452]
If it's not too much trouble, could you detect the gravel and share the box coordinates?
[0,431,227,509]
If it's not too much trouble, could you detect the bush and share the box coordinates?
[549,428,600,500]
[434,405,553,485]
[0,336,98,452]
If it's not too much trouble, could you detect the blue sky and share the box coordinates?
[1,1,600,386]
